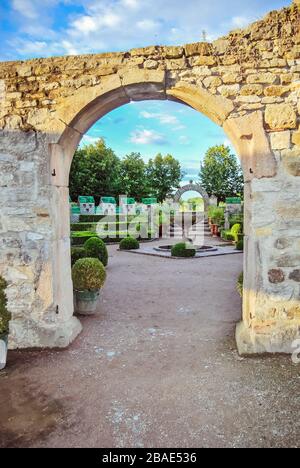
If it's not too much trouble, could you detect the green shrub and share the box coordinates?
[209,206,224,224]
[71,247,87,266]
[221,230,235,241]
[79,215,105,223]
[84,237,108,267]
[236,238,244,251]
[72,258,106,291]
[0,277,11,337]
[119,237,140,250]
[237,272,243,297]
[226,233,235,241]
[71,223,97,232]
[171,242,196,258]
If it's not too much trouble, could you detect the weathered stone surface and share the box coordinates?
[268,269,285,284]
[289,270,300,282]
[184,42,212,57]
[240,84,263,96]
[270,131,291,150]
[292,129,300,146]
[264,86,289,97]
[265,104,297,130]
[282,148,300,176]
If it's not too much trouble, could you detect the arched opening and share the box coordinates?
[50,80,248,352]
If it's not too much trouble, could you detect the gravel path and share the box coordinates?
[0,242,299,448]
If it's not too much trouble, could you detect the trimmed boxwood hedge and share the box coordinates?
[71,223,97,232]
[71,247,87,266]
[79,214,138,223]
[119,237,140,250]
[71,231,156,246]
[171,242,196,258]
[84,237,108,267]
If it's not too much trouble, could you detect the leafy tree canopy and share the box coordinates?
[199,145,244,203]
[147,153,184,203]
[69,140,183,203]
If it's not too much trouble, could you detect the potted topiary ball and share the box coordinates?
[84,237,108,267]
[171,242,196,258]
[119,237,140,250]
[72,258,106,315]
[0,277,11,371]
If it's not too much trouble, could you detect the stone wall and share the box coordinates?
[0,1,299,353]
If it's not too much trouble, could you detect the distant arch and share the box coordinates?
[173,183,210,214]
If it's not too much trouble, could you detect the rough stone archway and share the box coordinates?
[173,183,210,213]
[0,1,299,354]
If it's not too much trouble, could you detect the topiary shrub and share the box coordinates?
[119,237,140,250]
[72,258,106,291]
[171,242,196,258]
[0,277,11,337]
[236,238,244,251]
[237,272,243,297]
[84,237,108,267]
[71,247,87,266]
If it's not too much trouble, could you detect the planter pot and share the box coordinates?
[74,290,100,316]
[0,334,8,371]
[211,224,219,237]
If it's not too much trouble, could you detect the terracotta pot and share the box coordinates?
[212,224,218,237]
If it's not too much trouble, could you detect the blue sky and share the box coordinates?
[0,1,289,61]
[82,100,230,183]
[0,0,290,185]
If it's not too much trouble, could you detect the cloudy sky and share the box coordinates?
[0,0,289,183]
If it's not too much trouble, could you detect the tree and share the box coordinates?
[69,139,121,201]
[118,153,148,199]
[199,145,244,203]
[147,154,183,202]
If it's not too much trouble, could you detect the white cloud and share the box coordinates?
[4,0,288,61]
[137,19,160,31]
[122,0,139,8]
[179,135,191,145]
[140,111,184,127]
[80,135,99,146]
[72,16,98,35]
[130,128,167,145]
[12,0,39,19]
[231,16,251,29]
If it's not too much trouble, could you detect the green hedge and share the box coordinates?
[119,237,140,250]
[71,223,97,232]
[171,242,196,258]
[79,214,138,223]
[84,237,108,267]
[236,239,244,251]
[71,231,156,246]
[71,247,87,266]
